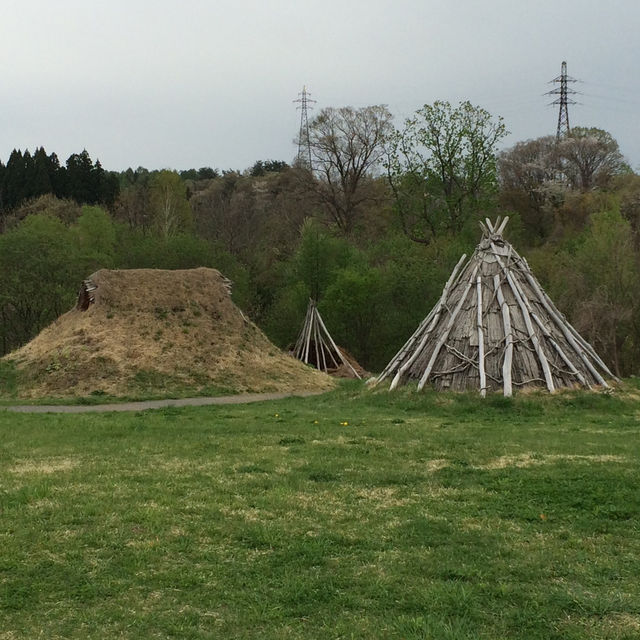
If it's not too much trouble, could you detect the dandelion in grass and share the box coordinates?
[340,421,349,426]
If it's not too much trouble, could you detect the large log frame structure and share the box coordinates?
[375,217,615,396]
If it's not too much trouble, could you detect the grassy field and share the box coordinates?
[1,383,639,639]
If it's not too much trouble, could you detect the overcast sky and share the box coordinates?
[3,0,639,172]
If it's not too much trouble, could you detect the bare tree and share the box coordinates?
[497,136,562,239]
[558,127,627,190]
[303,105,393,234]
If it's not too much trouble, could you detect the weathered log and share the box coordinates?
[476,275,487,397]
[417,265,479,391]
[493,274,513,397]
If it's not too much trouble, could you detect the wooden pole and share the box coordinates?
[490,242,555,393]
[493,274,513,397]
[314,308,361,379]
[303,302,313,364]
[294,301,312,359]
[529,310,589,388]
[312,308,322,371]
[476,275,487,397]
[496,216,510,236]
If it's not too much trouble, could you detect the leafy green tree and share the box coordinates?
[149,170,192,238]
[294,218,352,300]
[260,219,355,350]
[572,209,640,375]
[72,206,116,275]
[387,101,507,244]
[321,264,386,366]
[529,207,640,376]
[12,194,83,226]
[0,214,79,353]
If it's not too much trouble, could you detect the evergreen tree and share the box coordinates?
[22,150,36,201]
[66,149,95,204]
[3,149,26,209]
[31,147,54,197]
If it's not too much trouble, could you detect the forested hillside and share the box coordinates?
[1,102,638,377]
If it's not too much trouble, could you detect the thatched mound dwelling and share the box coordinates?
[293,299,364,379]
[6,268,333,398]
[375,218,615,396]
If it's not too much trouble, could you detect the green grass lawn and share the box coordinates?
[1,383,639,639]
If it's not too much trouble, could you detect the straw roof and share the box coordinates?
[6,268,334,397]
[375,217,615,396]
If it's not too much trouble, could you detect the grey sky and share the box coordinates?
[3,0,639,172]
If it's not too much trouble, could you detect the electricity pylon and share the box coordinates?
[293,86,316,169]
[546,61,578,140]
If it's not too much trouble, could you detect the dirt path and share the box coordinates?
[3,391,327,414]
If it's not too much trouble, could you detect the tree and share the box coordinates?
[190,171,256,256]
[2,149,26,210]
[31,147,55,198]
[149,170,192,238]
[558,127,627,191]
[65,150,95,204]
[386,101,507,244]
[72,206,116,274]
[303,105,393,234]
[497,136,562,241]
[250,160,288,177]
[294,218,352,301]
[0,214,79,353]
[568,209,639,375]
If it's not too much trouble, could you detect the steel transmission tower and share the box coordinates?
[546,61,578,140]
[293,86,316,169]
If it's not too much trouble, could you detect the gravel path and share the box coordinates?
[3,391,327,414]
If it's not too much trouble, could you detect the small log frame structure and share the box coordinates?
[294,299,361,379]
[375,217,615,396]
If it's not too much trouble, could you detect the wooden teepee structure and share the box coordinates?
[293,299,361,379]
[375,217,615,396]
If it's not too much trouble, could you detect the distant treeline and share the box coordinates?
[0,148,119,211]
[0,148,290,216]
